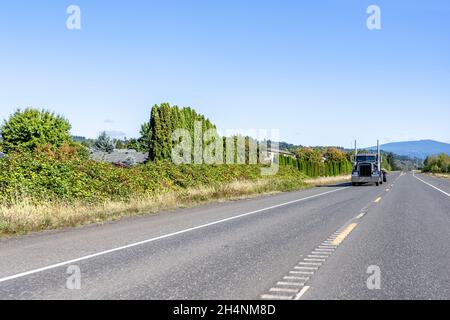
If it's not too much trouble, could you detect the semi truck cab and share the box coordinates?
[351,141,384,186]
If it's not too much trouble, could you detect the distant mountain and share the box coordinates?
[368,140,450,159]
[72,136,87,142]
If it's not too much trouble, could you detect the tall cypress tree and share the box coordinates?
[146,103,218,161]
[149,105,162,161]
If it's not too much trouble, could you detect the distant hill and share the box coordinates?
[368,140,450,159]
[72,136,87,142]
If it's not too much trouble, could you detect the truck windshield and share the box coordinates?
[356,155,376,162]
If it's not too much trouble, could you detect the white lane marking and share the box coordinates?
[308,255,328,259]
[314,248,334,252]
[270,288,299,293]
[277,281,304,286]
[304,258,326,262]
[284,276,309,281]
[413,175,450,197]
[261,294,293,300]
[355,212,365,219]
[290,271,314,275]
[294,266,319,270]
[294,286,311,300]
[299,262,322,266]
[0,187,349,284]
[311,252,331,256]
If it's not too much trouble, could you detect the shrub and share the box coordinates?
[423,153,450,173]
[0,151,306,206]
[93,131,115,153]
[1,108,72,152]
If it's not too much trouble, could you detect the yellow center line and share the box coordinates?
[374,197,382,203]
[331,223,358,246]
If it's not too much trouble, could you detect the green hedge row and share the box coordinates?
[0,152,307,206]
[279,155,352,177]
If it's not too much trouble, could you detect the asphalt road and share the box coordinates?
[0,172,448,300]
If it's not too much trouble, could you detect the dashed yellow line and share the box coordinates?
[331,223,358,246]
[374,197,382,203]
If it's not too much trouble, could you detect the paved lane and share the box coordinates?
[302,172,450,300]
[0,175,397,300]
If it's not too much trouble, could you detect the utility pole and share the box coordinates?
[377,140,381,170]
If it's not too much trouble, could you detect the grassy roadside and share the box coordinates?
[423,172,450,179]
[304,175,351,186]
[0,172,349,238]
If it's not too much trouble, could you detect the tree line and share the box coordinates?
[0,105,363,178]
[280,147,353,177]
[422,154,450,173]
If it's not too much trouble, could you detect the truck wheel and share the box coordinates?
[376,182,379,186]
[352,183,357,186]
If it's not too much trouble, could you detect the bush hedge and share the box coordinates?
[0,151,306,206]
[279,155,352,177]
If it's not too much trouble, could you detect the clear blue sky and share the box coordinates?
[1,0,449,148]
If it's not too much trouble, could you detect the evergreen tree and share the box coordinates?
[145,103,218,161]
[93,131,115,153]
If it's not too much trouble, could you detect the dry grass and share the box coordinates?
[0,175,349,237]
[304,175,351,186]
[425,172,450,179]
[0,178,304,237]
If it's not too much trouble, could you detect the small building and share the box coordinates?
[0,152,5,159]
[264,148,295,163]
[90,149,148,167]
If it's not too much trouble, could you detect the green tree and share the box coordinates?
[148,104,163,160]
[294,147,323,162]
[1,108,72,152]
[323,147,346,162]
[93,131,115,153]
[146,103,217,161]
[421,153,450,173]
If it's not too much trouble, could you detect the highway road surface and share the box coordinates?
[0,172,449,300]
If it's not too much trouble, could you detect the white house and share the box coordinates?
[264,148,295,163]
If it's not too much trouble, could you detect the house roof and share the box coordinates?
[266,148,294,156]
[90,149,148,165]
[0,152,5,158]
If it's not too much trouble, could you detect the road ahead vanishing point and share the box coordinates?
[0,172,449,300]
